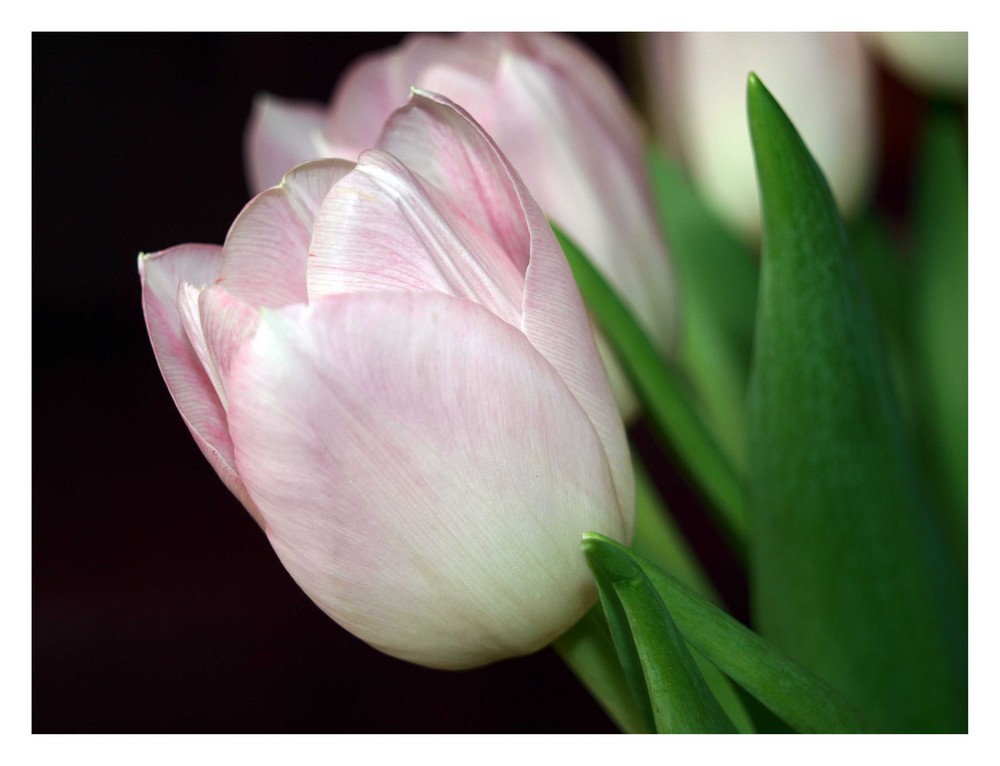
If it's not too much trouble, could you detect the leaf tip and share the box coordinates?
[580,531,614,557]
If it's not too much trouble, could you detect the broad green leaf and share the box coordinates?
[745,73,966,732]
[586,534,871,734]
[584,534,736,734]
[647,148,758,471]
[908,104,968,565]
[553,224,746,551]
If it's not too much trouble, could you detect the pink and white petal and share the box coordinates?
[139,245,262,526]
[198,286,262,391]
[373,90,531,273]
[518,206,635,536]
[244,93,328,194]
[510,33,643,159]
[177,284,262,414]
[375,90,634,525]
[307,149,524,327]
[226,292,628,669]
[491,52,678,356]
[218,159,353,309]
[177,281,225,409]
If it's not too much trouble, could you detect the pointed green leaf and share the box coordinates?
[553,223,746,551]
[745,73,966,732]
[558,452,754,733]
[584,534,736,734]
[908,104,968,564]
[587,533,871,734]
[647,147,758,471]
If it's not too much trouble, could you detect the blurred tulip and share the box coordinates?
[139,91,633,670]
[246,33,677,415]
[865,32,967,98]
[644,32,877,239]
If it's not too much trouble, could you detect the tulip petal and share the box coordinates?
[138,245,262,525]
[491,50,678,355]
[372,91,634,526]
[505,33,643,176]
[244,93,328,193]
[375,88,531,274]
[307,149,525,328]
[177,284,261,414]
[218,159,353,309]
[226,291,627,669]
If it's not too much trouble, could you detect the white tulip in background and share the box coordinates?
[644,32,878,240]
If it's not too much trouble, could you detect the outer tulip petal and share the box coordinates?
[307,149,525,328]
[491,51,678,354]
[371,91,634,523]
[245,93,329,193]
[138,245,262,525]
[520,203,636,535]
[218,159,354,309]
[226,292,628,669]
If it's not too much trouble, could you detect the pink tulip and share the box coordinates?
[644,33,877,239]
[246,33,678,414]
[139,91,633,670]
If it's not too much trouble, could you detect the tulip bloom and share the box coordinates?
[139,91,633,670]
[644,32,877,238]
[246,33,677,413]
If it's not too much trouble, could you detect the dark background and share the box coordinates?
[32,32,926,733]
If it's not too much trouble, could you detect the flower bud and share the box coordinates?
[140,92,633,669]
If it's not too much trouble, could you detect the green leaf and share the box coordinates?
[553,224,746,551]
[558,452,753,734]
[908,104,968,565]
[848,215,917,428]
[745,73,966,732]
[583,534,736,734]
[586,534,871,734]
[646,148,758,472]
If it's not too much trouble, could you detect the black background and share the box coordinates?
[31,32,926,733]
